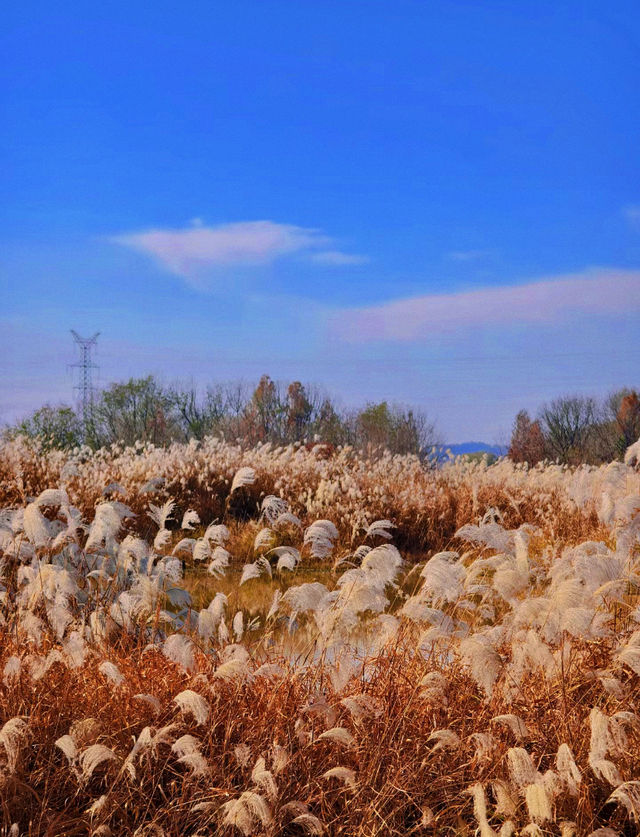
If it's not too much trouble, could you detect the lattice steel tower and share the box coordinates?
[70,330,100,421]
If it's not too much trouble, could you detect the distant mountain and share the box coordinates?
[440,442,507,458]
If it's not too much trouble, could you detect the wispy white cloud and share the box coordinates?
[331,268,640,343]
[446,249,493,262]
[310,250,369,265]
[111,220,364,283]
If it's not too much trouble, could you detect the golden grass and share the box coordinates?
[1,631,638,835]
[1,437,639,834]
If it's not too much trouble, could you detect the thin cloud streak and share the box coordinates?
[111,220,365,283]
[310,250,369,265]
[331,268,640,343]
[446,249,493,262]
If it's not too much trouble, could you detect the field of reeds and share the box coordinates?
[1,435,640,836]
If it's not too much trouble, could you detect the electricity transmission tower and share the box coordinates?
[70,330,100,422]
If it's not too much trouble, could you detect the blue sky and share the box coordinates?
[2,0,640,442]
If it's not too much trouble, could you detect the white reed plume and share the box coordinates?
[317,728,356,748]
[0,717,29,773]
[525,783,552,823]
[254,527,275,551]
[281,582,329,615]
[271,742,290,774]
[468,783,498,837]
[3,656,21,685]
[360,543,403,586]
[153,528,172,552]
[304,519,338,559]
[469,732,496,762]
[607,781,640,823]
[172,537,196,556]
[181,509,200,530]
[63,630,88,668]
[556,744,582,795]
[427,729,461,752]
[121,726,154,780]
[204,523,230,545]
[588,706,623,786]
[419,552,466,604]
[322,766,356,788]
[171,734,209,776]
[233,610,244,641]
[140,476,165,493]
[492,715,529,741]
[23,502,54,546]
[251,756,278,800]
[274,511,302,529]
[459,634,503,697]
[239,562,261,586]
[289,812,325,834]
[624,437,640,468]
[271,546,300,573]
[79,744,118,782]
[208,546,230,577]
[99,661,124,686]
[221,791,272,835]
[174,689,210,725]
[55,734,78,765]
[213,658,250,683]
[86,502,132,553]
[327,654,359,692]
[230,466,256,493]
[133,694,162,714]
[254,662,283,679]
[147,499,176,530]
[102,481,125,496]
[492,780,518,818]
[365,519,396,540]
[419,671,449,703]
[506,748,539,788]
[163,634,195,671]
[260,495,289,523]
[617,631,640,676]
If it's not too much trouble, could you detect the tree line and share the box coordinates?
[10,377,640,465]
[509,389,640,465]
[8,374,439,457]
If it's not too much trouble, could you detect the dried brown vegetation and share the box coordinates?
[0,436,639,835]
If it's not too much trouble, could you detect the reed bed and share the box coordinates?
[0,436,639,835]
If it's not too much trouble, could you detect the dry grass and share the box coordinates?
[1,632,639,835]
[0,436,639,835]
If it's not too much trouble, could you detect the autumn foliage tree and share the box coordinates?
[286,381,313,442]
[508,410,545,464]
[616,391,640,449]
[242,375,282,444]
[509,388,640,465]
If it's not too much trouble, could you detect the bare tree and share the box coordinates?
[539,396,597,464]
[170,383,228,440]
